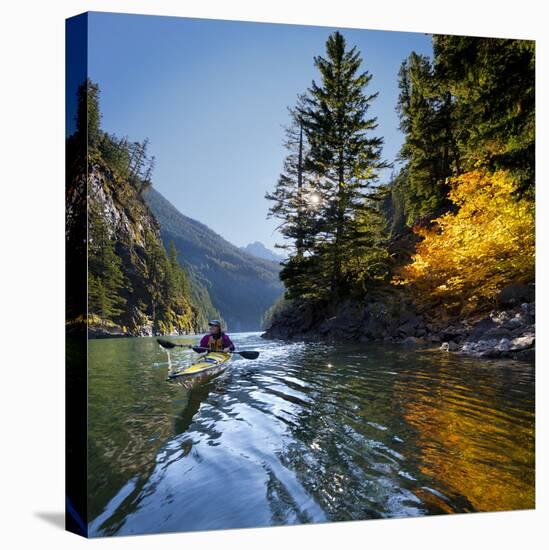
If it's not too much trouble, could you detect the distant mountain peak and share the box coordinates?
[241,241,284,263]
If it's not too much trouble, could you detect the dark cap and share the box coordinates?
[208,320,222,327]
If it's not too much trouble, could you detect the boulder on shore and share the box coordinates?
[497,284,534,308]
[440,341,459,352]
[402,336,424,346]
[440,307,534,361]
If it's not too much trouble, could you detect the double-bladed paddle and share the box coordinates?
[157,338,260,360]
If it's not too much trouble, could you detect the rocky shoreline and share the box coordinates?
[436,302,534,361]
[262,284,535,362]
[83,321,195,339]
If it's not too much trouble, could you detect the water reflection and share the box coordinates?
[394,352,534,512]
[87,335,534,536]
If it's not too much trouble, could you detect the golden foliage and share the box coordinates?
[396,169,534,312]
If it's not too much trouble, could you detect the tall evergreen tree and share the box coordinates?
[395,52,455,224]
[88,205,127,321]
[433,36,535,196]
[266,98,321,252]
[142,155,156,192]
[298,31,387,299]
[143,228,167,326]
[98,133,132,180]
[75,79,101,150]
[267,32,389,301]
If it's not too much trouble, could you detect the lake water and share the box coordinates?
[87,332,535,536]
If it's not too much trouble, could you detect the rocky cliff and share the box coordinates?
[87,161,171,336]
[67,158,203,338]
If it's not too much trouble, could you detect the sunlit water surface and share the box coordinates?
[87,333,534,536]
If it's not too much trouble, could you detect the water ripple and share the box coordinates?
[86,335,535,536]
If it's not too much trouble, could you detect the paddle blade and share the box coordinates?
[157,338,177,349]
[237,350,260,360]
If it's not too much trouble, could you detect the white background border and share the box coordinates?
[0,0,546,548]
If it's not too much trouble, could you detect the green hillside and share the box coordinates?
[144,188,283,331]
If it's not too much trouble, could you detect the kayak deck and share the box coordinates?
[168,351,231,380]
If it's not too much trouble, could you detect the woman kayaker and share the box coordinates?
[199,320,235,352]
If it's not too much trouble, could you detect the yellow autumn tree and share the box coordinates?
[396,169,534,313]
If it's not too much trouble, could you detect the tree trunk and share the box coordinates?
[296,124,304,256]
[331,150,345,299]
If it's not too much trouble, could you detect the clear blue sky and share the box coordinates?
[88,12,432,250]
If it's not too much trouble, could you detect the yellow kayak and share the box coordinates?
[167,351,232,381]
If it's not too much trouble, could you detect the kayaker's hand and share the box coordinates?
[223,347,231,352]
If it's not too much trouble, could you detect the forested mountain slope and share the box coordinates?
[144,188,283,331]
